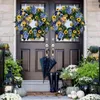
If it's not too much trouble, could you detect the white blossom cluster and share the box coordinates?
[80,94,100,100]
[14,77,23,82]
[78,77,93,83]
[0,93,22,100]
[65,65,78,72]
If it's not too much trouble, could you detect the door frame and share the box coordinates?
[14,0,87,91]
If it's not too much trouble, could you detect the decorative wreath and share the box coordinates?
[51,6,85,40]
[15,6,50,40]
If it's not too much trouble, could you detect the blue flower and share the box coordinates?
[66,6,72,15]
[45,27,49,32]
[53,25,58,31]
[38,21,43,26]
[75,12,82,18]
[40,13,47,18]
[18,25,23,31]
[58,31,64,40]
[72,20,79,26]
[31,6,36,14]
[23,31,29,39]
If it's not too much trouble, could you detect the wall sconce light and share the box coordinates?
[99,0,100,8]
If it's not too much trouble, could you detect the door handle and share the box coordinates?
[45,48,49,57]
[51,48,55,56]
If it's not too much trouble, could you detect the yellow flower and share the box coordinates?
[61,16,67,22]
[23,28,27,31]
[52,15,56,21]
[76,18,81,22]
[73,30,77,34]
[62,6,66,10]
[17,15,21,21]
[35,16,39,20]
[70,16,74,19]
[58,28,62,31]
[22,11,25,15]
[57,11,60,15]
[4,44,9,49]
[46,22,50,25]
[29,30,33,34]
[56,21,61,26]
[38,30,42,33]
[78,30,80,34]
[15,26,18,30]
[72,8,76,12]
[21,8,24,12]
[26,6,31,11]
[70,23,73,26]
[36,33,40,37]
[35,22,38,26]
[29,14,33,18]
[42,18,46,22]
[56,8,60,11]
[72,34,75,37]
[64,30,68,34]
[37,8,42,12]
[64,14,68,18]
[81,22,85,25]
[26,16,32,22]
[21,21,26,27]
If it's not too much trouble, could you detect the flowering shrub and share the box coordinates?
[51,6,85,40]
[60,65,77,80]
[80,94,100,100]
[0,93,22,100]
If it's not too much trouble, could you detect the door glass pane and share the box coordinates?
[56,4,79,42]
[21,4,45,41]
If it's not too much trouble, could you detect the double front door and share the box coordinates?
[17,0,83,80]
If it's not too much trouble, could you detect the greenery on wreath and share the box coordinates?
[15,6,50,40]
[51,6,85,40]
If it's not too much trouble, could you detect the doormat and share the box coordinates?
[27,92,62,96]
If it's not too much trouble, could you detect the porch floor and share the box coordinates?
[22,96,72,100]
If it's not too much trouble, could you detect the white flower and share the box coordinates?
[0,93,22,100]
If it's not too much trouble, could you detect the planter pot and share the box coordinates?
[62,79,72,87]
[66,86,79,95]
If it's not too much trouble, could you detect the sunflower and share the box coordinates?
[76,18,81,22]
[29,14,33,18]
[38,30,42,33]
[56,21,61,26]
[70,16,74,20]
[56,8,60,11]
[73,30,77,34]
[36,33,41,37]
[62,6,66,10]
[78,30,80,34]
[37,8,42,12]
[64,30,68,34]
[29,30,33,34]
[26,16,32,22]
[21,21,26,27]
[61,16,67,22]
[42,18,46,22]
[72,8,76,12]
[52,15,56,21]
[35,16,39,20]
[17,15,21,21]
[26,6,31,11]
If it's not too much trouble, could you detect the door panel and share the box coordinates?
[17,0,83,80]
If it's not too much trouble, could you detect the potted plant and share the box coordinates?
[76,59,99,94]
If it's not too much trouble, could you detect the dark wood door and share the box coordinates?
[17,0,83,80]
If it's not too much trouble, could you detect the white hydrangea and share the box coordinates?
[0,93,22,100]
[80,94,100,100]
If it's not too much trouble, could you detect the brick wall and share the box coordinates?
[87,0,100,47]
[0,0,14,56]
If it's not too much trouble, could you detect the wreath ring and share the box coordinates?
[51,6,85,40]
[15,6,50,41]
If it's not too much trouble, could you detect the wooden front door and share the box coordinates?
[17,0,83,80]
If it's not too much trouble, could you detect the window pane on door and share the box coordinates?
[21,4,45,41]
[56,4,79,42]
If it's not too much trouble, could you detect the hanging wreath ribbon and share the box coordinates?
[51,6,85,40]
[15,6,50,40]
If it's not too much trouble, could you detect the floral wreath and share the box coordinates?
[15,6,50,40]
[51,6,85,40]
